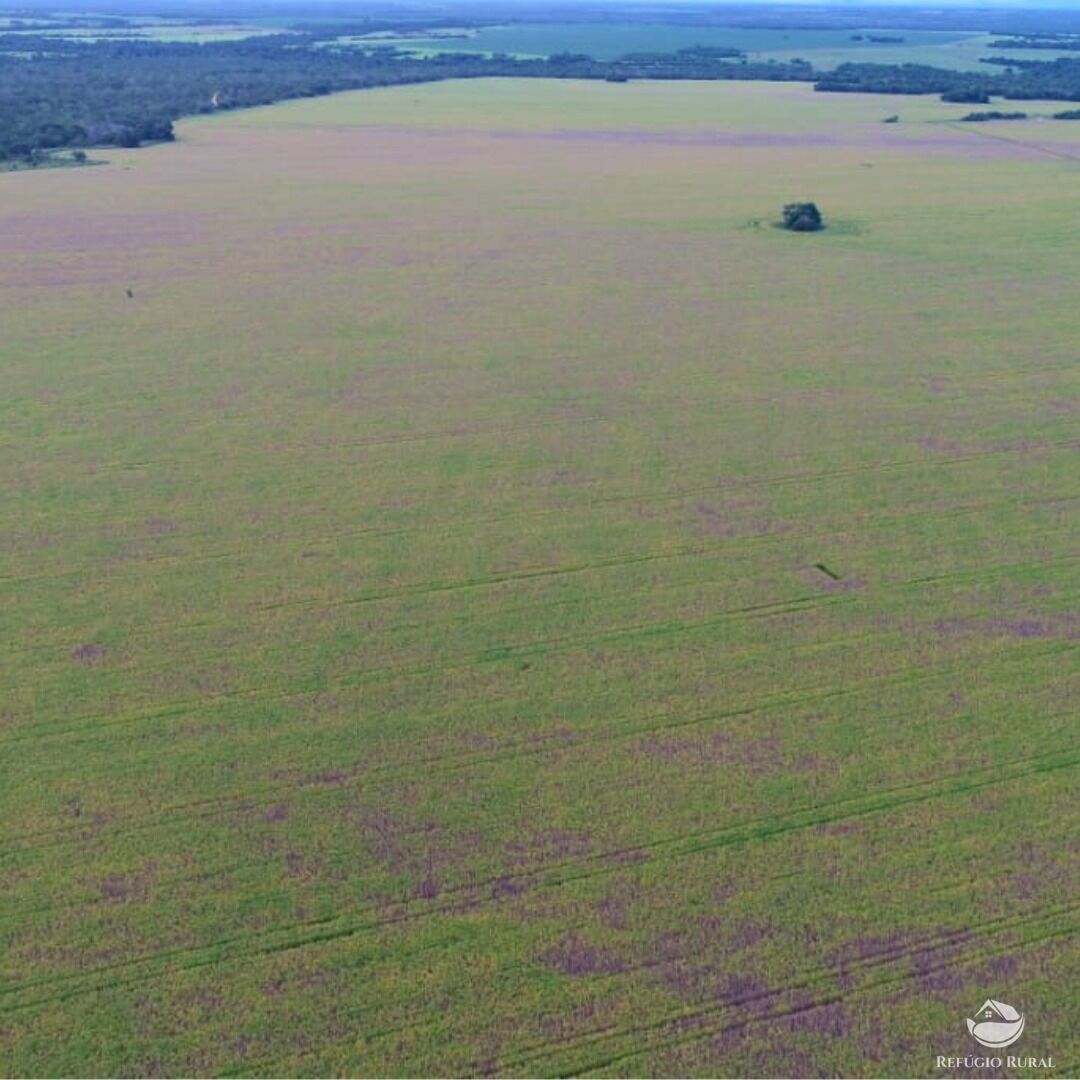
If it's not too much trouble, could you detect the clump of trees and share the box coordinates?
[816,61,998,96]
[816,57,1080,101]
[961,110,1028,121]
[989,35,1080,50]
[781,202,825,232]
[1053,107,1080,117]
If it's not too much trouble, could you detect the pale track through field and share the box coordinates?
[2,471,1076,684]
[3,536,1078,750]
[943,119,1080,162]
[5,631,1074,881]
[3,637,1073,866]
[2,655,1075,936]
[4,353,1074,480]
[2,435,1076,594]
[3,362,1075,495]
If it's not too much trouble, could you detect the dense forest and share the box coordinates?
[0,34,814,161]
[6,7,1080,164]
[816,57,1080,99]
[988,35,1080,51]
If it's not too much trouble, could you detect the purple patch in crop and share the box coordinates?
[508,828,595,865]
[816,575,867,593]
[1008,619,1053,638]
[719,972,774,1009]
[653,923,774,1004]
[264,803,289,823]
[732,921,774,951]
[605,849,649,866]
[99,875,131,901]
[491,876,526,900]
[780,993,849,1038]
[935,615,1079,641]
[461,732,499,751]
[98,863,156,903]
[596,880,643,931]
[914,436,965,454]
[918,967,969,993]
[540,932,624,977]
[415,872,440,900]
[540,997,624,1051]
[828,927,973,993]
[71,643,105,665]
[353,807,407,868]
[308,769,348,786]
[637,730,782,774]
[815,819,860,836]
[693,501,775,539]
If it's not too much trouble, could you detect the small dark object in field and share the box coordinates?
[882,115,900,123]
[126,288,134,298]
[781,202,824,232]
[961,110,1028,121]
[814,562,841,581]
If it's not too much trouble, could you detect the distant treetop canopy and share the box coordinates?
[781,202,825,232]
[960,110,1028,121]
[941,89,991,103]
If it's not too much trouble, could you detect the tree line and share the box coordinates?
[814,57,1080,100]
[6,26,1080,164]
[0,33,814,162]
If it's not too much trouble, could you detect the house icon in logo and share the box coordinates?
[967,999,1025,1049]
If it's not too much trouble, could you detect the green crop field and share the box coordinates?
[5,21,288,43]
[1,79,1077,1078]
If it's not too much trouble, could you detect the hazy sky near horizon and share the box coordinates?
[9,0,1080,10]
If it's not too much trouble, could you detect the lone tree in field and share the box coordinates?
[781,202,824,232]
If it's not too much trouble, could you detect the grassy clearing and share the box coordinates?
[1,19,286,43]
[0,148,100,172]
[0,79,1077,1077]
